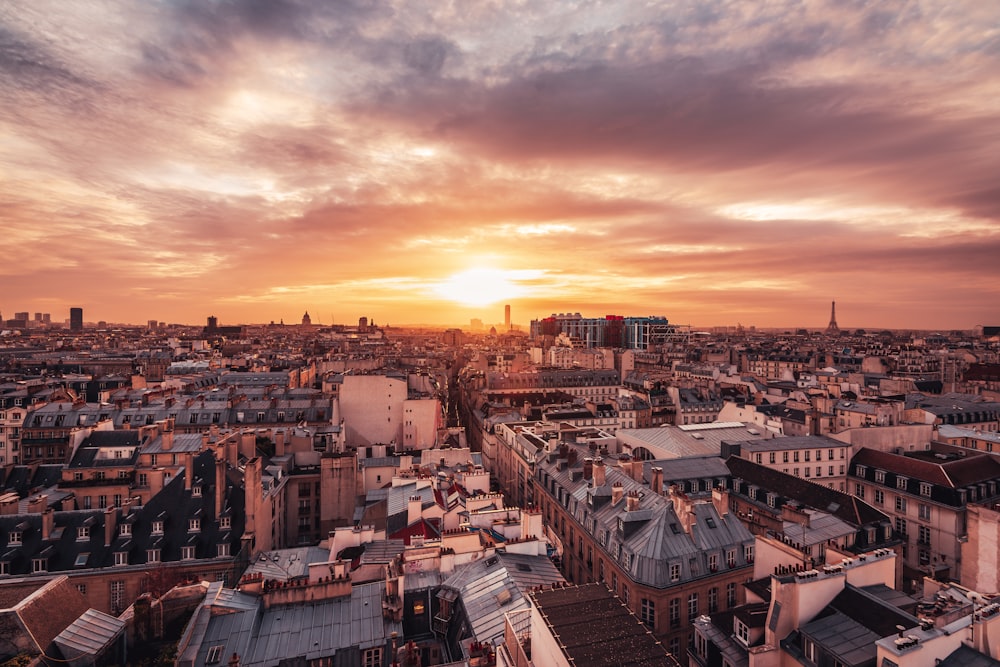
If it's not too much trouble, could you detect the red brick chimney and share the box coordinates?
[650,467,663,495]
[104,507,118,547]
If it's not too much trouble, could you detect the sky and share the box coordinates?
[2,1,999,330]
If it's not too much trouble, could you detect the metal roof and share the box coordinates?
[53,608,126,660]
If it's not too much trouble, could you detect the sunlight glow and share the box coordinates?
[433,268,537,307]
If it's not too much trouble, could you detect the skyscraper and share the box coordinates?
[505,304,511,331]
[69,307,83,332]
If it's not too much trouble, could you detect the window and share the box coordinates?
[804,450,811,462]
[874,489,884,505]
[815,466,821,477]
[782,452,789,463]
[612,572,618,593]
[670,562,680,582]
[735,619,750,645]
[895,496,907,512]
[98,495,107,509]
[708,553,718,571]
[828,448,835,460]
[152,520,163,535]
[220,516,231,529]
[688,593,699,621]
[919,504,931,520]
[75,553,89,567]
[727,550,736,568]
[192,485,202,497]
[138,473,147,487]
[669,597,680,627]
[114,552,128,566]
[181,546,195,559]
[363,648,383,667]
[726,582,737,608]
[77,526,90,540]
[875,470,886,484]
[32,557,47,573]
[920,482,932,497]
[110,580,125,615]
[120,523,131,536]
[744,544,754,562]
[76,584,87,595]
[622,586,630,604]
[855,483,865,499]
[769,452,775,464]
[640,599,655,627]
[73,472,84,481]
[895,517,907,537]
[793,451,799,462]
[217,543,230,557]
[755,453,762,464]
[189,518,200,532]
[147,549,160,563]
[206,645,225,664]
[709,587,719,613]
[804,467,810,478]
[896,476,908,490]
[8,531,21,546]
[829,465,835,476]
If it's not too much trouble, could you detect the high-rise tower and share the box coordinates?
[70,307,83,332]
[505,304,511,331]
[826,301,839,334]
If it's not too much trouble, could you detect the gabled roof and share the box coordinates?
[726,456,888,527]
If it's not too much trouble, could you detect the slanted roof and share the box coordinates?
[53,608,126,661]
[530,584,680,667]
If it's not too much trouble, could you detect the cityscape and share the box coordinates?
[4,1,1000,667]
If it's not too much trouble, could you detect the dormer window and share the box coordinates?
[896,476,908,490]
[152,521,163,535]
[189,518,200,532]
[220,516,231,529]
[857,465,867,477]
[8,531,21,546]
[920,482,932,497]
[181,546,195,560]
[114,552,128,566]
[217,543,230,557]
[32,557,47,573]
[120,523,131,536]
[875,470,886,483]
[192,485,202,497]
[77,527,90,540]
[766,492,776,508]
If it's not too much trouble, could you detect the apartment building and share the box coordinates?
[725,435,851,491]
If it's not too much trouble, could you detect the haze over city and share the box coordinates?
[2,1,999,329]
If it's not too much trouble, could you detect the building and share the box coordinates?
[848,444,1000,588]
[530,313,671,350]
[724,434,851,491]
[70,307,83,332]
[533,445,755,655]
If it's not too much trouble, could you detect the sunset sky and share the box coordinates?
[2,1,999,330]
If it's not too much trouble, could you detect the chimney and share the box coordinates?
[104,507,118,547]
[215,455,227,520]
[408,496,422,526]
[27,495,47,514]
[612,482,624,506]
[185,453,194,491]
[161,428,173,451]
[593,459,606,487]
[228,653,241,667]
[626,490,640,512]
[583,458,594,481]
[41,508,55,540]
[651,467,663,495]
[275,430,285,457]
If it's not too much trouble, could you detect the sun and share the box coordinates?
[434,268,530,307]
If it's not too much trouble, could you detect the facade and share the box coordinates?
[530,313,671,350]
[69,307,83,332]
[724,434,851,491]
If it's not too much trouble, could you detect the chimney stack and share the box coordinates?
[185,453,194,491]
[104,507,118,547]
[593,459,606,487]
[583,458,594,481]
[626,489,640,512]
[408,496,423,526]
[41,508,55,540]
[215,454,227,520]
[611,482,624,506]
[651,467,663,495]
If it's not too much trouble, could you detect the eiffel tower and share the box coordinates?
[826,301,840,334]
